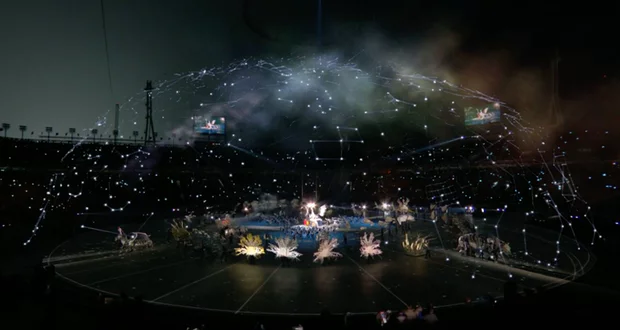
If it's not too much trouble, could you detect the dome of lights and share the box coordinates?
[116,56,521,164]
[11,55,599,262]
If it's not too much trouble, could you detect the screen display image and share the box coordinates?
[464,103,501,126]
[194,116,226,135]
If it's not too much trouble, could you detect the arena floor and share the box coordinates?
[49,223,590,315]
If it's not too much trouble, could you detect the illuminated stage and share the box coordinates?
[48,215,593,315]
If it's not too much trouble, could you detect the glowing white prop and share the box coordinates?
[303,202,324,226]
[313,238,342,264]
[235,233,265,258]
[396,198,411,215]
[359,232,382,259]
[394,201,413,224]
[267,237,302,260]
[318,205,327,217]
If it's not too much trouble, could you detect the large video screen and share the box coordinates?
[464,103,501,126]
[194,116,226,135]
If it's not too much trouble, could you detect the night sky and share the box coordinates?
[0,0,617,138]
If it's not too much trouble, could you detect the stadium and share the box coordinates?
[2,54,618,329]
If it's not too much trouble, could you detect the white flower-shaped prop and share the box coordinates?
[267,237,302,260]
[402,233,433,255]
[235,233,265,258]
[396,198,411,215]
[360,232,382,259]
[313,238,342,264]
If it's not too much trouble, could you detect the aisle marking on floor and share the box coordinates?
[88,259,193,285]
[64,261,130,276]
[152,265,234,302]
[235,265,282,314]
[346,255,409,308]
[64,253,170,276]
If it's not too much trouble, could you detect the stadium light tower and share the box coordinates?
[19,125,26,139]
[144,80,156,145]
[1,123,10,138]
[113,103,120,144]
[45,127,53,141]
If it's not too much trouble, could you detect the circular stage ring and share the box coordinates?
[48,221,594,315]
